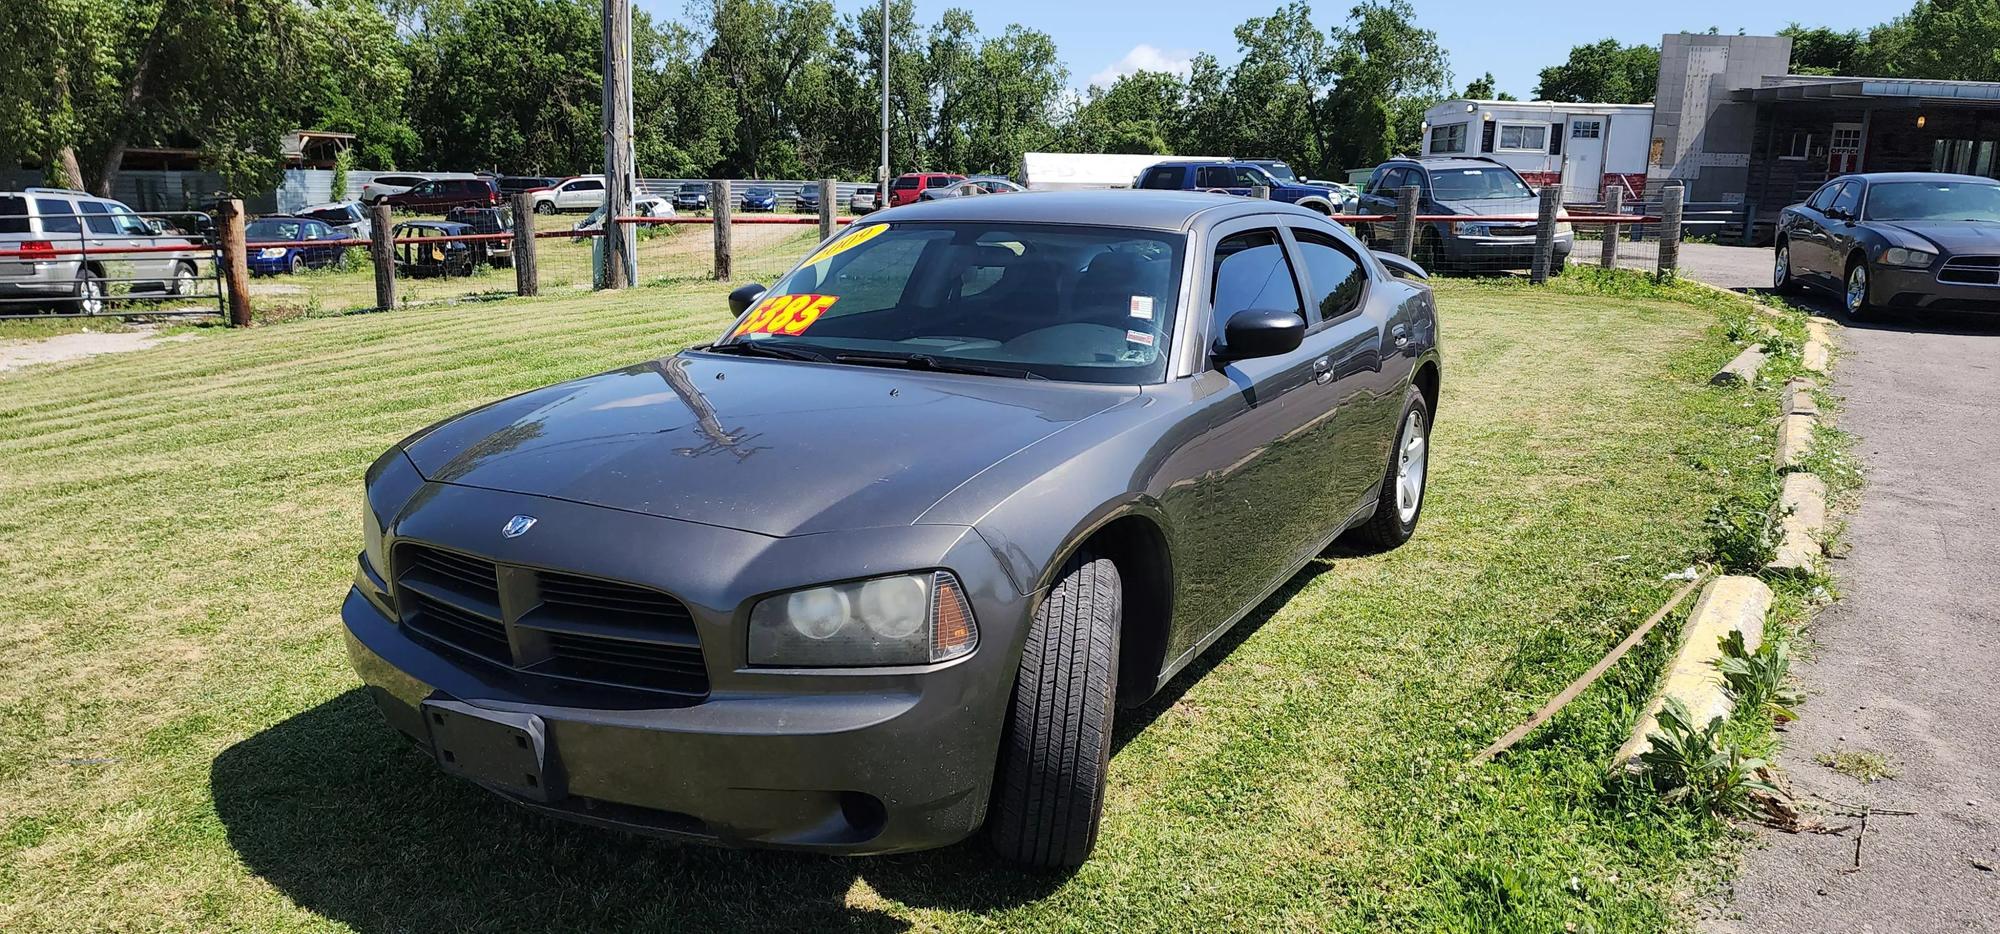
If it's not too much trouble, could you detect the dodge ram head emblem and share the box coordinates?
[501,515,538,538]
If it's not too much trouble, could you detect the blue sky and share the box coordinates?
[637,0,1891,98]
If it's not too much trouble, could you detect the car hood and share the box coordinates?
[1442,197,1541,217]
[1873,220,2000,252]
[400,353,1136,538]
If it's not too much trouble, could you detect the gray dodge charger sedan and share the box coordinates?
[346,191,1442,868]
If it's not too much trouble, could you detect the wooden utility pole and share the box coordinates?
[819,178,836,241]
[511,192,540,296]
[370,202,396,310]
[216,199,252,327]
[1600,186,1623,270]
[711,180,733,280]
[601,0,635,289]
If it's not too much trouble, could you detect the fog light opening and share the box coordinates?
[838,791,887,838]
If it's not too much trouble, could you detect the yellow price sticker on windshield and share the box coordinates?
[734,293,838,336]
[802,223,888,266]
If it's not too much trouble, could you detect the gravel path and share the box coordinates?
[1676,244,2000,933]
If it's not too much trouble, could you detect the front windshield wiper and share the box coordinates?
[832,351,1046,380]
[702,340,832,362]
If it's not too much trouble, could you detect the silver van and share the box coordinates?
[0,188,204,313]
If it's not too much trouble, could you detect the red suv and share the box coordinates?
[383,178,500,213]
[888,172,966,207]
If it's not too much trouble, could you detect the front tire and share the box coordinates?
[1844,257,1878,320]
[989,551,1121,870]
[1350,386,1432,550]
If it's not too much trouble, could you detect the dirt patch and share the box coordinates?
[0,326,195,374]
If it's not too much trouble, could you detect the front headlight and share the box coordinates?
[748,570,978,667]
[1451,221,1491,237]
[1882,247,1937,268]
[258,247,287,259]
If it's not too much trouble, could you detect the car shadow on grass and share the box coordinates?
[211,550,1353,932]
[210,689,1063,932]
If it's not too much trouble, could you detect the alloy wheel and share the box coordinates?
[1774,245,1790,289]
[79,276,104,315]
[1396,409,1429,524]
[1846,263,1869,314]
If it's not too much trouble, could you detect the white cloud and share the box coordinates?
[1086,44,1196,89]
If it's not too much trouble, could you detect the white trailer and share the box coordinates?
[1418,99,1655,202]
[1018,152,1232,191]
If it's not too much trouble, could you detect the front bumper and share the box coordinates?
[343,484,1027,855]
[1438,231,1573,265]
[1875,265,2000,313]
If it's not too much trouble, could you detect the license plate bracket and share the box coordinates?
[421,698,564,803]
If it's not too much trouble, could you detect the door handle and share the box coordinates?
[1312,356,1332,385]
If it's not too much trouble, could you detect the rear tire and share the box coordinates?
[533,201,555,215]
[989,551,1121,870]
[1350,386,1433,551]
[70,267,106,315]
[1773,240,1797,293]
[171,261,198,296]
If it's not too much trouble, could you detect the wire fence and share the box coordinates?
[0,209,224,319]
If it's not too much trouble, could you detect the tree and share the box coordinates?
[1533,38,1659,104]
[1065,71,1188,154]
[1462,72,1515,101]
[1780,24,1865,76]
[1323,0,1453,172]
[1857,0,2000,82]
[404,0,603,174]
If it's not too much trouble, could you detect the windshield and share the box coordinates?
[1427,167,1534,201]
[748,187,774,196]
[247,220,304,240]
[1260,163,1298,182]
[1863,180,2000,221]
[716,222,1184,384]
[680,184,703,193]
[303,208,355,224]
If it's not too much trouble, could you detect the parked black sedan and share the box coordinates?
[344,191,1441,869]
[1775,172,2000,317]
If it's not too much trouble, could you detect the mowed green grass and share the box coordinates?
[0,272,1773,932]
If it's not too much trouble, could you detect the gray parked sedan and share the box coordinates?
[345,191,1442,868]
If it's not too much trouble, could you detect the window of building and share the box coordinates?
[1571,119,1602,139]
[1497,123,1548,151]
[1429,122,1468,154]
[1780,130,1814,160]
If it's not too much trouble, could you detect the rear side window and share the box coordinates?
[1291,229,1367,322]
[1210,229,1302,342]
[925,176,954,188]
[1139,167,1186,190]
[1195,166,1233,188]
[79,201,118,235]
[891,177,919,190]
[35,198,80,234]
[0,196,26,234]
[569,179,603,192]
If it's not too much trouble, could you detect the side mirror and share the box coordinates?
[1373,250,1430,280]
[1214,308,1306,364]
[727,282,767,315]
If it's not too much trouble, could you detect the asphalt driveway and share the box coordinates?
[1675,243,2000,932]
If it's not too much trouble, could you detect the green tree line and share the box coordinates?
[4,0,1996,198]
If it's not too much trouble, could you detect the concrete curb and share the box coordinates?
[1776,413,1815,471]
[1614,576,1774,772]
[1713,347,1768,386]
[1769,472,1829,573]
[1782,377,1818,417]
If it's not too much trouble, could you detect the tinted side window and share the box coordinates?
[79,201,118,235]
[0,196,27,234]
[891,177,919,190]
[1370,167,1406,194]
[1210,229,1302,343]
[1292,229,1367,322]
[35,198,80,234]
[1195,166,1231,188]
[925,176,954,188]
[1138,167,1181,189]
[1829,182,1862,217]
[1806,183,1841,212]
[572,179,603,192]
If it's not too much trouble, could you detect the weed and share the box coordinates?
[1641,698,1779,820]
[1706,481,1782,572]
[1816,750,1898,783]
[1716,630,1802,722]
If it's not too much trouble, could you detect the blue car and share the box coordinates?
[246,216,348,275]
[739,186,778,212]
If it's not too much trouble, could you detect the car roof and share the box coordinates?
[1840,172,1998,185]
[1385,156,1512,171]
[253,215,315,222]
[868,189,1322,231]
[299,201,359,211]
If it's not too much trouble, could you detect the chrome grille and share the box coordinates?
[1939,255,2000,286]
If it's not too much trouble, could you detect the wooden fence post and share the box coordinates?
[1394,186,1419,258]
[1531,185,1561,284]
[1600,186,1623,270]
[216,199,252,327]
[511,192,539,297]
[711,179,733,280]
[1657,183,1684,279]
[818,178,836,241]
[370,202,396,310]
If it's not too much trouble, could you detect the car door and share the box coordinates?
[76,200,132,287]
[1788,181,1845,283]
[1820,180,1865,281]
[108,204,167,285]
[1158,221,1329,657]
[1359,167,1410,247]
[1281,220,1398,522]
